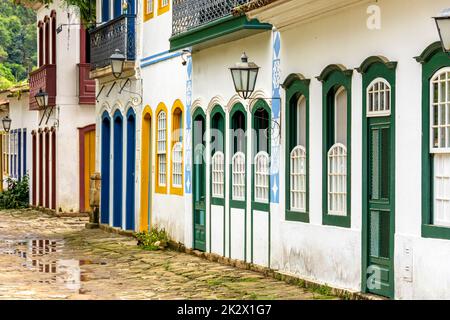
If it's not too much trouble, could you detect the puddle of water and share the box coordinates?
[0,238,104,292]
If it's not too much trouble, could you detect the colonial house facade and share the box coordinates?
[9,0,97,213]
[90,0,450,299]
[0,84,33,192]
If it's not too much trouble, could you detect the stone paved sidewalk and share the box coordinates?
[0,209,336,300]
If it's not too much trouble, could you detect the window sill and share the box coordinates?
[211,197,225,206]
[286,210,309,223]
[422,224,450,240]
[323,214,351,228]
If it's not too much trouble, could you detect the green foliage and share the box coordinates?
[0,0,36,87]
[0,175,30,209]
[32,0,96,25]
[135,228,170,251]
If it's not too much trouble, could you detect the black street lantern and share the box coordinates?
[2,116,11,133]
[230,52,260,100]
[434,8,450,54]
[34,88,49,109]
[110,49,126,78]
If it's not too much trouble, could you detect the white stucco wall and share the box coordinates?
[186,0,450,299]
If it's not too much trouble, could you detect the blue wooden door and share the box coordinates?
[126,110,136,231]
[101,113,111,224]
[113,111,123,228]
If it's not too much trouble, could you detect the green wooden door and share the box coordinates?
[366,118,394,298]
[193,112,206,251]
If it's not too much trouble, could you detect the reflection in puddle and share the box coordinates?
[0,239,91,292]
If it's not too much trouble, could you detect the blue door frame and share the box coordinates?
[113,110,123,228]
[126,108,136,231]
[18,129,22,180]
[101,112,111,224]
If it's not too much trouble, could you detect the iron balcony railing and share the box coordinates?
[89,14,136,70]
[172,0,252,36]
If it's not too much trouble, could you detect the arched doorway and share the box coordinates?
[100,112,111,225]
[251,99,271,267]
[140,107,152,232]
[192,108,206,251]
[229,103,247,261]
[126,108,136,231]
[113,110,124,228]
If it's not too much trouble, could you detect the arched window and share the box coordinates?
[156,104,168,193]
[291,96,307,212]
[430,67,450,226]
[170,101,184,194]
[211,151,224,198]
[319,64,352,227]
[283,74,310,221]
[254,151,269,203]
[230,106,246,203]
[419,43,450,240]
[232,152,245,201]
[367,78,391,117]
[211,106,225,203]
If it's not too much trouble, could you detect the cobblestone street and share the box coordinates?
[0,209,333,300]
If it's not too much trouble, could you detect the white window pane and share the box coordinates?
[254,151,269,203]
[434,154,450,227]
[212,151,224,198]
[232,152,245,201]
[290,145,306,212]
[328,143,347,216]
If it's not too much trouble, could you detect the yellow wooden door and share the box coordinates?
[140,112,152,232]
[84,130,96,211]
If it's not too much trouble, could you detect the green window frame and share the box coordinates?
[416,42,450,240]
[210,105,226,206]
[251,99,271,212]
[282,74,310,223]
[317,65,353,228]
[229,103,247,209]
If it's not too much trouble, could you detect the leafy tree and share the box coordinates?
[0,0,36,87]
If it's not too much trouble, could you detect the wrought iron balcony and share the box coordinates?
[172,0,252,36]
[89,14,136,70]
[29,64,56,111]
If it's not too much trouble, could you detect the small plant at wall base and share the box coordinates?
[135,228,170,251]
[0,175,30,209]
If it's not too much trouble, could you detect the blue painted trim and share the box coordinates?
[140,50,170,63]
[18,129,21,180]
[113,110,124,228]
[126,108,136,231]
[101,111,111,225]
[140,52,183,69]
